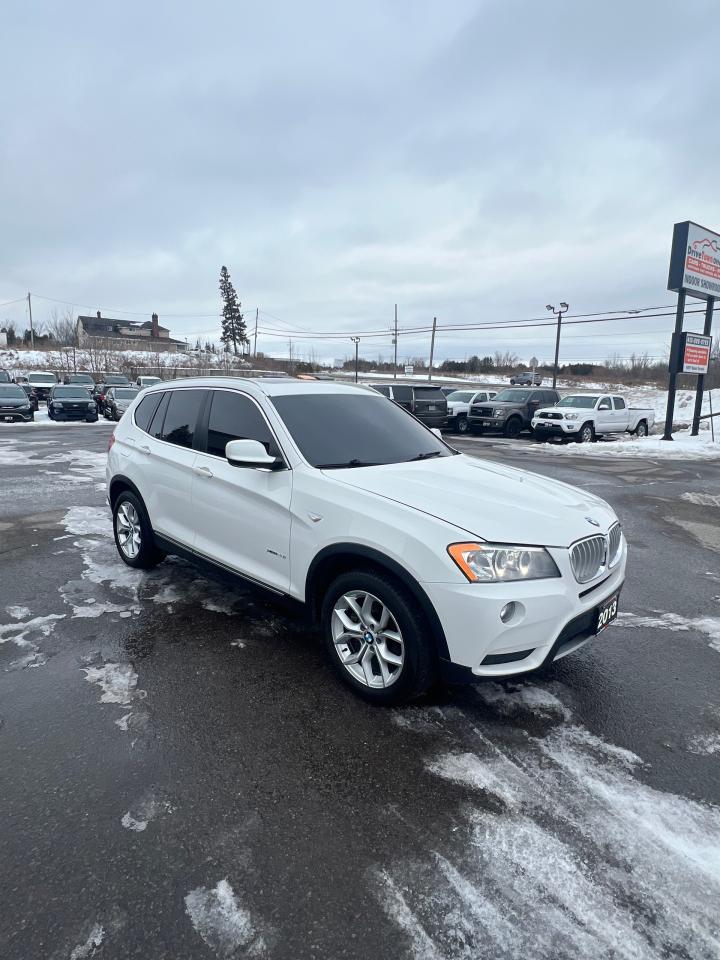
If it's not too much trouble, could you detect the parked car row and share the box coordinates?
[366,383,655,443]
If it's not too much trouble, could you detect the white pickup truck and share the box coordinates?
[445,389,497,433]
[532,393,655,443]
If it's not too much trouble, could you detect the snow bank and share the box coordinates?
[528,429,720,460]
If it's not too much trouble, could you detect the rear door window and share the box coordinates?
[371,385,391,397]
[613,397,626,409]
[134,392,163,433]
[392,386,412,404]
[205,390,277,458]
[158,390,205,447]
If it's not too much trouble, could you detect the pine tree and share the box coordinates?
[219,266,247,355]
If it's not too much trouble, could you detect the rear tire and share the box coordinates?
[577,422,595,443]
[112,491,164,569]
[321,570,436,705]
[634,420,648,438]
[503,417,523,439]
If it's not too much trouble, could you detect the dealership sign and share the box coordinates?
[680,332,712,374]
[668,220,720,301]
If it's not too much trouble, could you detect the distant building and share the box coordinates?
[76,312,186,353]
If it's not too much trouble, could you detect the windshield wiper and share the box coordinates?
[316,459,380,469]
[408,451,442,462]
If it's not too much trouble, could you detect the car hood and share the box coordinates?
[324,453,617,546]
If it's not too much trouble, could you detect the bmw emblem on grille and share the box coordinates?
[585,517,600,527]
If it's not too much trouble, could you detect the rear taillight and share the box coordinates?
[108,433,116,451]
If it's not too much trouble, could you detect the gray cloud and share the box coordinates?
[1,0,718,364]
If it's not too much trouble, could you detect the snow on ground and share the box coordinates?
[526,429,720,460]
[120,791,174,832]
[69,924,105,960]
[384,681,720,960]
[617,610,720,653]
[83,662,146,705]
[185,879,266,957]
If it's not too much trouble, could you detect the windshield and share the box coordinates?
[271,393,453,468]
[447,391,474,402]
[0,385,25,398]
[494,389,532,402]
[53,387,93,398]
[114,389,139,399]
[30,373,57,384]
[105,376,129,384]
[556,395,599,408]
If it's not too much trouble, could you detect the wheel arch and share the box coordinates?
[108,474,146,510]
[305,543,450,661]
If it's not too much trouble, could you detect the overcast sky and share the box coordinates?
[2,0,719,365]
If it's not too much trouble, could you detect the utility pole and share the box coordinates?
[393,304,398,380]
[253,308,258,358]
[428,316,437,381]
[27,292,35,349]
[546,302,569,388]
[351,336,360,382]
[691,297,715,436]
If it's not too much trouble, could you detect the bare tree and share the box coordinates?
[46,307,76,346]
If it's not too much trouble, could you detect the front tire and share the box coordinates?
[456,415,469,434]
[321,570,436,705]
[503,417,523,439]
[577,422,595,443]
[112,491,164,569]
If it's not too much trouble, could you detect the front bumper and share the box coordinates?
[0,409,33,422]
[50,408,98,421]
[425,537,627,677]
[467,416,506,432]
[532,418,578,435]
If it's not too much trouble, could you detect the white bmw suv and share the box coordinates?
[106,378,626,704]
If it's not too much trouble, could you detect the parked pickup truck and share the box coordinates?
[445,389,497,433]
[532,394,655,443]
[467,387,561,438]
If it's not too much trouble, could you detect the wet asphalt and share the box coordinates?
[1,423,719,960]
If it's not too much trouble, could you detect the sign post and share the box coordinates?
[664,221,719,439]
[691,302,715,436]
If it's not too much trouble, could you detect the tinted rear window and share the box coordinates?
[158,389,205,448]
[105,376,129,385]
[30,374,57,383]
[114,389,139,399]
[134,393,163,432]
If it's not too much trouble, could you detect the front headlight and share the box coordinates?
[87,402,96,409]
[54,402,63,408]
[448,542,561,582]
[493,409,504,418]
[564,412,578,420]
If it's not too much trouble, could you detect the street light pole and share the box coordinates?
[351,336,360,382]
[546,302,569,389]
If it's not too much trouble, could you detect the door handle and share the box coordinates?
[140,445,152,455]
[194,465,214,479]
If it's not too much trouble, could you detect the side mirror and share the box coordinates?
[430,428,442,439]
[225,438,284,470]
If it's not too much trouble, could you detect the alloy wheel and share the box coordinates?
[331,590,405,688]
[116,501,142,559]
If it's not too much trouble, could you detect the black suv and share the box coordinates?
[47,385,98,422]
[0,384,34,422]
[368,383,448,428]
[467,387,560,438]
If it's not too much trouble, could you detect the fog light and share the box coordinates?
[500,602,516,623]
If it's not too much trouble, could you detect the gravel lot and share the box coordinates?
[1,421,719,960]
